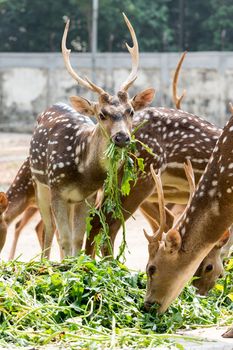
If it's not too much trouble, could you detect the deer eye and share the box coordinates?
[205,264,213,272]
[148,265,156,276]
[99,112,107,120]
[129,109,134,117]
[126,108,134,117]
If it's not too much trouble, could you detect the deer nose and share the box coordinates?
[112,132,130,148]
[144,301,153,311]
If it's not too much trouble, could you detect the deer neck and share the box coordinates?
[179,133,233,254]
[74,123,110,178]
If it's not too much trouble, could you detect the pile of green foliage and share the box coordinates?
[0,254,232,349]
[86,132,153,259]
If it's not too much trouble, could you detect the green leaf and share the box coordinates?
[137,157,145,172]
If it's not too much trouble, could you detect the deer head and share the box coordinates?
[144,110,233,313]
[144,160,196,312]
[192,230,230,295]
[62,14,155,148]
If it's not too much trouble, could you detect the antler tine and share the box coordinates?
[229,102,233,115]
[150,164,166,238]
[172,159,195,230]
[172,51,187,109]
[120,13,139,92]
[62,19,106,95]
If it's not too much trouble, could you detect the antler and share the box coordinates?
[120,13,139,92]
[172,51,187,109]
[172,159,195,230]
[62,19,106,95]
[149,164,166,240]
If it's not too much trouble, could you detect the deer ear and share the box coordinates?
[131,88,155,111]
[215,230,230,249]
[165,229,182,253]
[0,192,8,214]
[70,96,96,116]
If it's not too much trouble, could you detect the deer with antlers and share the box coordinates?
[143,107,233,316]
[27,14,155,258]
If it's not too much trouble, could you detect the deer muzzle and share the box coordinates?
[112,132,130,148]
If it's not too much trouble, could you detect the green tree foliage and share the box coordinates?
[204,0,233,50]
[98,0,173,52]
[0,0,233,52]
[0,0,92,52]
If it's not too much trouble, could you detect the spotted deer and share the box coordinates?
[141,201,231,296]
[28,14,155,258]
[0,54,222,261]
[143,110,233,314]
[85,51,222,256]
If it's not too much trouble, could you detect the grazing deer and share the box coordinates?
[141,201,231,296]
[143,109,233,313]
[192,229,231,295]
[28,15,155,258]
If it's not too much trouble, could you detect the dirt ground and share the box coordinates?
[0,132,151,270]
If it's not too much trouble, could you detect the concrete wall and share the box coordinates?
[0,52,233,131]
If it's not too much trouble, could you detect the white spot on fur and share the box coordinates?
[208,188,217,197]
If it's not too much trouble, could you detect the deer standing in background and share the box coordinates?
[143,109,233,315]
[85,51,221,256]
[28,14,155,258]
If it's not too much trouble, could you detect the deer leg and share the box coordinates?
[34,182,54,259]
[8,206,38,260]
[35,220,63,260]
[220,224,233,259]
[54,229,63,260]
[72,195,95,256]
[85,176,155,257]
[51,195,72,257]
[35,220,45,249]
[0,194,35,253]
